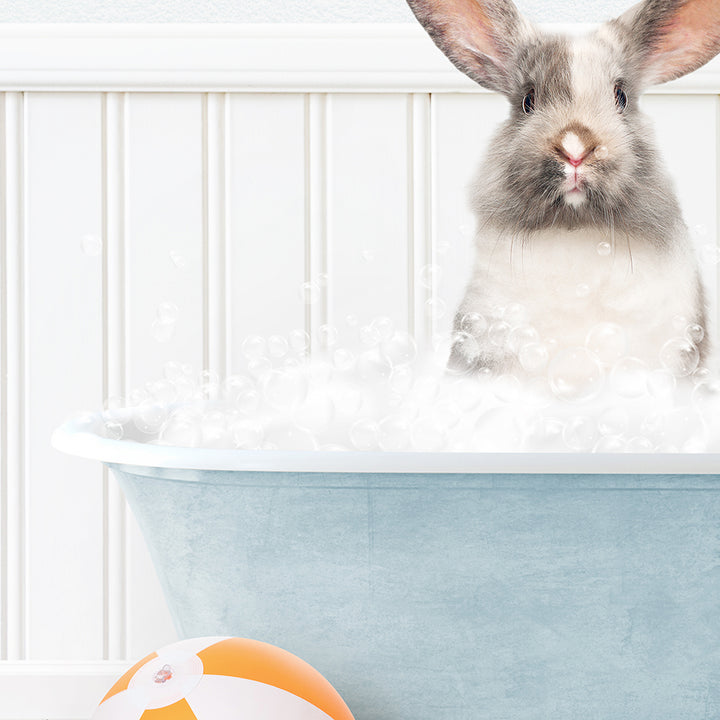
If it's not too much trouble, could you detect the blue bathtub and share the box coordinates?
[53,415,720,720]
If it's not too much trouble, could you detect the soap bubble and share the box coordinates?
[659,337,700,377]
[371,316,395,342]
[548,347,603,402]
[262,368,309,410]
[200,410,230,448]
[449,332,481,369]
[241,335,267,361]
[289,329,310,354]
[169,249,188,268]
[585,323,627,366]
[563,415,597,452]
[597,406,629,436]
[488,321,511,348]
[492,374,521,403]
[626,436,654,452]
[317,324,339,350]
[230,417,264,449]
[357,349,393,382]
[686,324,705,344]
[411,416,447,451]
[593,435,627,453]
[508,325,539,354]
[333,348,356,373]
[380,331,418,367]
[459,312,488,337]
[157,302,179,324]
[610,357,648,399]
[518,342,549,374]
[81,234,102,256]
[266,425,318,451]
[378,415,411,451]
[350,419,380,450]
[159,409,201,447]
[268,335,289,359]
[425,297,447,321]
[163,360,186,383]
[594,145,609,160]
[597,241,612,256]
[294,390,335,434]
[646,368,676,400]
[151,318,175,343]
[360,324,381,348]
[419,264,440,290]
[102,419,124,440]
[389,364,414,395]
[523,416,564,451]
[299,280,320,305]
[132,401,167,435]
[575,283,591,298]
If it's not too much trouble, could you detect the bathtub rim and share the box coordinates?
[52,412,720,475]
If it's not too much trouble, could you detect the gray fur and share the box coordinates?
[405,0,718,374]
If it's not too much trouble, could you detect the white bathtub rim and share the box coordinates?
[52,414,720,475]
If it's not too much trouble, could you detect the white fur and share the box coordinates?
[459,227,699,370]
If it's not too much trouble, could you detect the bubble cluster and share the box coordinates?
[92,310,720,454]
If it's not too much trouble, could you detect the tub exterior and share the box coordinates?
[110,463,720,720]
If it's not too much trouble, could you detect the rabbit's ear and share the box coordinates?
[406,0,528,94]
[616,0,720,85]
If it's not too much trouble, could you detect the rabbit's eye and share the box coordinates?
[614,83,628,112]
[522,88,535,114]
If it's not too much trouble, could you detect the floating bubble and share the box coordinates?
[597,241,612,257]
[585,322,627,366]
[345,314,359,327]
[159,410,201,447]
[294,390,335,434]
[149,379,178,405]
[548,347,603,402]
[151,318,175,343]
[575,283,591,298]
[488,320,511,348]
[593,145,609,160]
[610,356,649,399]
[419,264,440,290]
[288,329,310,354]
[492,374,521,403]
[268,335,289,359]
[378,415,411,451]
[230,417,264,449]
[686,324,705,344]
[518,342,550,374]
[262,368,309,411]
[201,410,230,448]
[317,324,339,350]
[102,419,124,441]
[523,416,564,451]
[389,364,414,395]
[157,302,179,324]
[133,401,168,435]
[357,349,393,382]
[241,335,267,361]
[350,419,380,451]
[333,348,356,373]
[563,415,597,452]
[380,331,417,367]
[299,281,320,305]
[508,325,539,354]
[425,297,447,321]
[411,416,447,451]
[459,312,487,337]
[646,368,676,400]
[169,250,188,268]
[597,406,629,436]
[81,234,102,257]
[659,337,700,377]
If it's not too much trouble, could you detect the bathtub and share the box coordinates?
[53,414,720,720]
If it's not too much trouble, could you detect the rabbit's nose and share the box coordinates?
[554,125,599,167]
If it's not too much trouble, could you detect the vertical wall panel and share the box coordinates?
[326,93,410,346]
[124,93,202,657]
[1,92,26,662]
[24,93,104,660]
[226,93,307,365]
[642,95,719,335]
[124,93,205,388]
[431,93,509,338]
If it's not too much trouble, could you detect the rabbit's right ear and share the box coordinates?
[406,0,528,94]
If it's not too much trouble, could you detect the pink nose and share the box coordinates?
[565,154,584,167]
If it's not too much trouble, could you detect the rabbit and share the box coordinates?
[406,0,720,379]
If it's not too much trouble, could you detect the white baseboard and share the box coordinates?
[0,662,130,720]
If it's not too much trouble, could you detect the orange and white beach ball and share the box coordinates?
[92,636,355,720]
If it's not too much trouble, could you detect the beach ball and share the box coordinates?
[92,636,355,720]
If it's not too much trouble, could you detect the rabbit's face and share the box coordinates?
[495,30,647,226]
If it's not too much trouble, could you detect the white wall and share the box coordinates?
[0,0,632,24]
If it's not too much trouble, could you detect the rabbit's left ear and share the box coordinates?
[406,0,529,94]
[615,0,720,85]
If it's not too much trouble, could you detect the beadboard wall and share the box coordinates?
[0,25,719,719]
